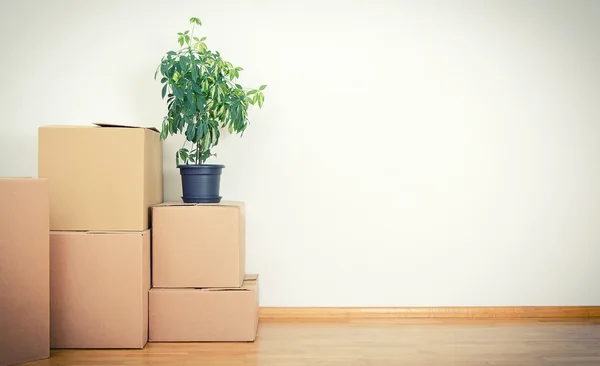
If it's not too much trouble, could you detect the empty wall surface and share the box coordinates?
[0,0,598,306]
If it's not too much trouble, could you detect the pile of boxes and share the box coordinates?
[149,202,258,342]
[0,123,259,365]
[39,124,162,349]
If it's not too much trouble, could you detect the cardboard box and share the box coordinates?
[152,202,245,288]
[149,274,259,342]
[50,230,150,349]
[38,123,163,231]
[0,178,50,366]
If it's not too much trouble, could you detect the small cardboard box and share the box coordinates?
[50,230,150,349]
[0,178,50,366]
[38,123,163,231]
[149,274,259,342]
[152,202,245,288]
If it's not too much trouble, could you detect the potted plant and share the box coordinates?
[155,17,266,203]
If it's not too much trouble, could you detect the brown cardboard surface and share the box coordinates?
[0,178,50,366]
[50,230,150,349]
[93,122,159,132]
[38,124,163,231]
[149,275,259,342]
[152,202,245,288]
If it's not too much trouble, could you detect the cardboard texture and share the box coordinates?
[50,230,150,349]
[152,201,245,288]
[149,275,259,342]
[38,123,163,231]
[0,178,50,366]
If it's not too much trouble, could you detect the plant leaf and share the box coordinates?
[185,101,196,116]
[196,122,204,140]
[179,56,189,70]
[180,150,188,162]
[186,122,196,141]
[191,65,198,81]
[177,115,186,133]
[161,84,167,99]
[192,81,202,94]
[214,125,221,143]
[160,119,168,140]
[172,85,183,99]
[259,85,267,90]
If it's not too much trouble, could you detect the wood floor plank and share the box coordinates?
[23,318,600,366]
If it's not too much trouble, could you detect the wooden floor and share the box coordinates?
[26,318,600,366]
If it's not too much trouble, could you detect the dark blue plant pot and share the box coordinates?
[178,164,225,203]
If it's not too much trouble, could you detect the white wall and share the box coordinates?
[1,0,599,306]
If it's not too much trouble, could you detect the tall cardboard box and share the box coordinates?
[0,178,50,366]
[152,202,245,288]
[50,230,150,349]
[149,275,259,342]
[38,123,163,231]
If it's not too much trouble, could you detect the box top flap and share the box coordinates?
[151,275,258,292]
[201,288,249,292]
[87,230,150,235]
[203,275,257,291]
[50,229,150,235]
[244,274,258,282]
[39,123,160,133]
[0,177,48,184]
[153,200,244,208]
[93,122,159,133]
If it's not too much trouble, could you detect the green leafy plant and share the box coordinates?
[155,17,266,165]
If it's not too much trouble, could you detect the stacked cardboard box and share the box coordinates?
[149,202,259,341]
[38,123,163,349]
[0,178,50,366]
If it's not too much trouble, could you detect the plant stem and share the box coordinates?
[196,141,202,164]
[181,139,189,164]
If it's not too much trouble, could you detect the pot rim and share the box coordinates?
[177,164,225,169]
